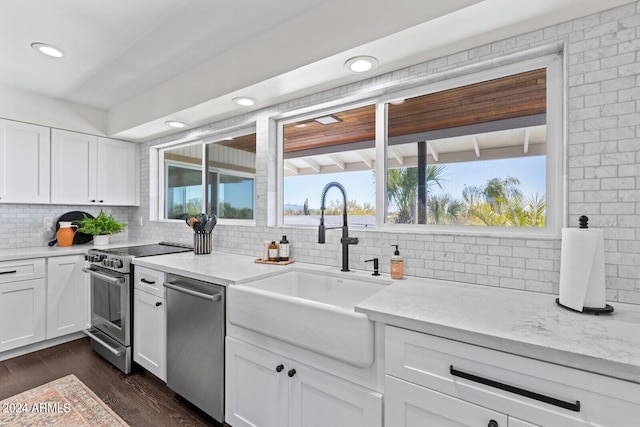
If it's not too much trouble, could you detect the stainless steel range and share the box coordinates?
[83,242,192,373]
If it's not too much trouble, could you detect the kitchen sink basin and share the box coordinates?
[228,268,391,368]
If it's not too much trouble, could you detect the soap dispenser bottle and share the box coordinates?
[390,244,404,279]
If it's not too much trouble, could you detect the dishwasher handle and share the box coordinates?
[163,281,222,302]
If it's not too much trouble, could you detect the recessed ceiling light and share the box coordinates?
[233,97,256,107]
[315,115,342,125]
[165,120,187,128]
[345,56,378,73]
[31,42,63,58]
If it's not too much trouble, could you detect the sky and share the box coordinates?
[284,156,547,210]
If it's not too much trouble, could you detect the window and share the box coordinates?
[160,130,256,221]
[382,57,562,233]
[281,104,377,227]
[278,54,562,234]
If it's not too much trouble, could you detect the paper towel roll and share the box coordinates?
[558,228,606,311]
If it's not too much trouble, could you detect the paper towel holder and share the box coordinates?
[556,215,614,315]
[555,298,614,315]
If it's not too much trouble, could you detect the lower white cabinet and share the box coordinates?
[133,266,166,380]
[385,325,640,427]
[0,258,46,352]
[46,255,88,339]
[225,336,382,427]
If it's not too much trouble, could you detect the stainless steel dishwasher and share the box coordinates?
[163,273,225,422]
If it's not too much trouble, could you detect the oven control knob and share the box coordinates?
[114,260,123,269]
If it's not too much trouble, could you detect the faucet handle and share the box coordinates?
[364,258,380,276]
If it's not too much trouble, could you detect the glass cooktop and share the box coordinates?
[96,242,192,258]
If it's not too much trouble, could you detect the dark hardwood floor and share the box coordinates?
[0,338,231,427]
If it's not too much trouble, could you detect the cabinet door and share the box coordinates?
[225,337,288,427]
[290,362,383,427]
[96,137,138,205]
[133,289,166,380]
[0,278,46,352]
[386,375,508,427]
[46,255,88,339]
[0,119,50,203]
[51,129,98,204]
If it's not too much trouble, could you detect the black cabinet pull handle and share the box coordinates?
[288,369,296,378]
[155,302,162,307]
[488,420,498,427]
[450,366,580,412]
[276,364,284,373]
[0,270,17,275]
[141,278,156,284]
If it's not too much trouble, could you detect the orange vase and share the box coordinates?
[57,222,78,247]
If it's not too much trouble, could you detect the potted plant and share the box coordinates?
[76,210,127,246]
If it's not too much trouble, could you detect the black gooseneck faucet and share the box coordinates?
[318,182,359,272]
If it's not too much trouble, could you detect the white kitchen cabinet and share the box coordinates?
[0,258,46,352]
[46,255,88,339]
[0,119,50,203]
[385,325,640,427]
[225,336,382,427]
[96,137,138,206]
[51,129,138,206]
[133,267,166,380]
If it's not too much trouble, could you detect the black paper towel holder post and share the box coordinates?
[555,215,614,315]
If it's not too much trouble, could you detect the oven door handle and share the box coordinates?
[82,268,125,284]
[163,282,221,302]
[83,329,126,357]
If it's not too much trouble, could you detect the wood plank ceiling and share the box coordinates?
[283,68,546,154]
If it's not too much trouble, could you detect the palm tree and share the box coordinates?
[463,177,546,227]
[427,194,465,224]
[387,164,446,223]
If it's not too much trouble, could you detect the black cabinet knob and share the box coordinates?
[155,302,162,307]
[488,420,498,427]
[287,369,296,378]
[275,364,284,373]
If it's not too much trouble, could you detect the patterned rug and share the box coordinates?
[0,374,128,426]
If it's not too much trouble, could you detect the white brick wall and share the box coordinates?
[3,2,639,304]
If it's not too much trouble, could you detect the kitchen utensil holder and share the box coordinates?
[194,232,212,254]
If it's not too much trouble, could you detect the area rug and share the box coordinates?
[0,374,128,426]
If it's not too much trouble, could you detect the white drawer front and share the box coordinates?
[133,266,166,298]
[0,258,45,283]
[385,325,640,427]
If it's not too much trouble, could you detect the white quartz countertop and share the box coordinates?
[356,277,640,384]
[132,251,287,286]
[0,240,156,262]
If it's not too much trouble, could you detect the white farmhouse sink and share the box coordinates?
[228,268,391,368]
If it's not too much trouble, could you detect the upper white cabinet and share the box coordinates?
[0,119,50,204]
[51,129,138,206]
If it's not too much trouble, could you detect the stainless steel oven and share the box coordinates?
[83,242,192,374]
[83,264,132,373]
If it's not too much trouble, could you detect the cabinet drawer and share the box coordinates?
[134,266,166,298]
[0,258,45,283]
[386,325,640,427]
[385,375,507,427]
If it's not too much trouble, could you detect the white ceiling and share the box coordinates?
[0,0,632,142]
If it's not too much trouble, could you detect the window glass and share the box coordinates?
[282,105,376,227]
[164,145,203,219]
[161,130,256,221]
[385,68,548,228]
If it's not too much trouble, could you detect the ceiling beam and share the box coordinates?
[284,161,299,175]
[328,154,345,170]
[299,157,321,173]
[472,136,480,158]
[388,147,404,165]
[428,144,439,162]
[357,151,373,168]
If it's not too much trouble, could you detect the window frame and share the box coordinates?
[156,124,257,226]
[276,53,565,237]
[375,54,564,237]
